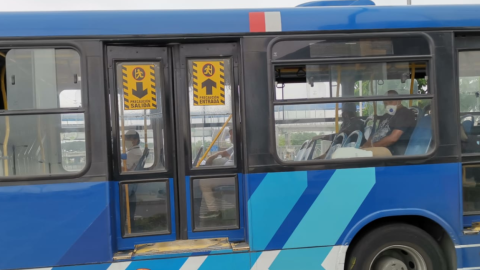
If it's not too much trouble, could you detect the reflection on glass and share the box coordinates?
[116,62,165,172]
[272,37,429,60]
[6,49,82,110]
[458,51,480,154]
[188,59,235,168]
[275,62,427,100]
[193,177,238,231]
[0,113,86,176]
[121,181,169,236]
[276,99,432,161]
[464,165,480,213]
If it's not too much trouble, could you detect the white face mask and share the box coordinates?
[386,105,397,116]
[125,140,134,149]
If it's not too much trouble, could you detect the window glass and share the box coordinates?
[276,98,432,161]
[0,113,86,176]
[0,48,86,177]
[192,177,239,231]
[188,59,235,168]
[272,37,430,60]
[121,181,170,236]
[458,51,480,154]
[6,49,82,110]
[275,62,428,100]
[116,62,165,172]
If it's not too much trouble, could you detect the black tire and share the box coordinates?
[346,223,447,270]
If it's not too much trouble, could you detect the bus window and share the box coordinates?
[192,176,239,231]
[188,58,235,168]
[275,61,432,161]
[121,180,170,236]
[0,48,86,177]
[115,62,165,172]
[458,51,480,154]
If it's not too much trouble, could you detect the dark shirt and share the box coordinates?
[372,106,416,155]
[340,117,364,136]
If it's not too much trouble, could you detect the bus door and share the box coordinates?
[107,43,244,252]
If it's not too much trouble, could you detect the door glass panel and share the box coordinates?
[187,59,235,168]
[121,181,170,236]
[192,177,239,231]
[459,51,480,154]
[116,62,165,172]
[464,165,480,214]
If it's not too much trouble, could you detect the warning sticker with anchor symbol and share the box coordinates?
[192,60,225,106]
[121,63,158,110]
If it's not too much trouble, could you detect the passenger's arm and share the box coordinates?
[371,129,404,148]
[205,150,229,165]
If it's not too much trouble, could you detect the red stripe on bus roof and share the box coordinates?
[249,12,266,32]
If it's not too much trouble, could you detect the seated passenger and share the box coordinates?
[340,102,364,136]
[362,90,416,155]
[205,127,234,166]
[123,130,143,171]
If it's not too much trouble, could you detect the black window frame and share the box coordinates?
[267,32,439,166]
[0,42,90,182]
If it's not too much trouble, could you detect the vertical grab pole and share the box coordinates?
[0,52,9,176]
[144,109,148,149]
[409,64,416,107]
[119,64,131,234]
[335,66,341,133]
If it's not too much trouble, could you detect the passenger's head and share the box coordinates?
[383,90,402,115]
[125,130,140,149]
[342,103,357,120]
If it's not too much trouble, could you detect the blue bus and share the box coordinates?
[2,1,480,270]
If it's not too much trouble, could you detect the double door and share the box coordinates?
[106,43,244,250]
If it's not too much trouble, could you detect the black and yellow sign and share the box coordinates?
[122,64,157,110]
[192,61,225,106]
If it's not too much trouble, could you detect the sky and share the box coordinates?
[2,0,480,11]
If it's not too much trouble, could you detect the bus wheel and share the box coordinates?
[346,223,446,270]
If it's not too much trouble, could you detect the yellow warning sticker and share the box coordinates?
[192,61,225,106]
[122,64,157,110]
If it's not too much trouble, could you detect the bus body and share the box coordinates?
[0,3,480,270]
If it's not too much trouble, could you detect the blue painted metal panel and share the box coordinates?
[0,181,113,270]
[1,6,480,37]
[247,163,463,253]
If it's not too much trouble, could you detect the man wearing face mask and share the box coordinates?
[123,130,143,171]
[362,90,416,155]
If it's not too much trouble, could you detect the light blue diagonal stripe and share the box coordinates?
[270,247,332,270]
[249,171,308,251]
[284,167,376,248]
[198,253,250,270]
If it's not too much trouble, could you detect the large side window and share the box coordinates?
[0,48,86,177]
[272,37,433,162]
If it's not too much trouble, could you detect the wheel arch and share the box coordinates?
[339,209,459,270]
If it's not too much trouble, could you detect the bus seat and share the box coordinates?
[135,148,150,171]
[462,115,474,134]
[405,115,432,156]
[325,132,346,159]
[410,106,424,122]
[343,130,363,148]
